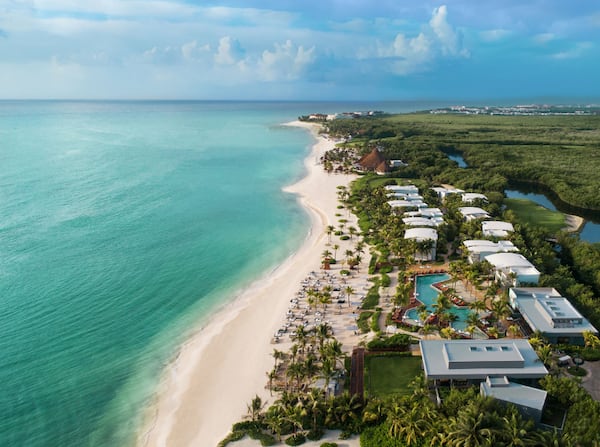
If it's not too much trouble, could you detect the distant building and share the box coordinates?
[404,227,438,261]
[462,193,488,203]
[403,217,440,228]
[357,148,390,174]
[459,206,490,222]
[463,240,519,263]
[509,287,598,345]
[432,186,464,200]
[385,184,419,194]
[484,253,540,286]
[482,221,514,238]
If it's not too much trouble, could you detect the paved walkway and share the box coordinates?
[581,360,600,401]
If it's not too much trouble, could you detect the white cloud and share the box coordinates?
[214,36,245,65]
[480,29,511,42]
[534,33,555,44]
[370,4,468,75]
[258,40,316,81]
[181,40,210,62]
[552,41,593,59]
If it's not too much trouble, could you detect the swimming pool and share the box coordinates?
[404,273,470,331]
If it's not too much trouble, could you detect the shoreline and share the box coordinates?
[137,121,360,447]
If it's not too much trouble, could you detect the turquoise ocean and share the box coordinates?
[0,100,455,446]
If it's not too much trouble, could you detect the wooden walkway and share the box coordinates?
[350,347,364,398]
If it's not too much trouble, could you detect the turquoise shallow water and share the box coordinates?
[0,101,319,446]
[405,274,470,330]
[0,100,464,446]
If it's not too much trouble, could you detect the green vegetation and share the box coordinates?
[364,355,422,398]
[357,311,373,333]
[326,113,600,211]
[366,333,413,351]
[361,285,380,309]
[504,198,566,233]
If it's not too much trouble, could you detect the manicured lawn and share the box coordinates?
[504,198,566,234]
[364,354,422,397]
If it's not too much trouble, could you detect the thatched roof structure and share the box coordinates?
[358,148,389,173]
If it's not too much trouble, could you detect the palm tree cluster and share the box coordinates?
[267,323,345,396]
[360,386,565,447]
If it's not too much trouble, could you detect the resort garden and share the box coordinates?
[221,113,600,446]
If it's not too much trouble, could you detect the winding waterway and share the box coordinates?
[447,152,600,243]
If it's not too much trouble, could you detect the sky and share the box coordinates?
[0,0,599,100]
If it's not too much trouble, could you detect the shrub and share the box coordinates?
[285,433,306,446]
[357,311,373,333]
[567,366,587,377]
[334,230,343,236]
[580,348,600,361]
[217,430,246,447]
[306,428,324,441]
[340,235,350,240]
[367,333,413,351]
[340,269,351,276]
[378,265,393,274]
[361,286,380,309]
[380,273,391,287]
[320,443,338,447]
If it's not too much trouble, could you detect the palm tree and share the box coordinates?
[265,404,286,441]
[246,394,266,422]
[344,285,355,307]
[444,401,501,447]
[508,324,521,339]
[272,348,284,370]
[267,369,277,396]
[286,361,305,392]
[326,225,335,243]
[348,226,357,240]
[332,243,340,261]
[315,322,333,349]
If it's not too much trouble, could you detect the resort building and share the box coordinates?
[404,227,438,261]
[482,220,515,238]
[420,339,548,423]
[484,252,540,286]
[480,377,547,423]
[357,148,390,175]
[402,217,440,228]
[462,192,488,203]
[420,339,548,382]
[509,287,598,345]
[387,199,426,210]
[463,240,519,263]
[384,184,419,195]
[458,206,490,222]
[432,186,464,200]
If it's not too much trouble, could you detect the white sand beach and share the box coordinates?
[138,121,362,447]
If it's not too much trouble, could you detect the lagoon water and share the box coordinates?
[0,100,455,446]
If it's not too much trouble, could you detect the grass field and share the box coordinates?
[364,354,422,397]
[504,198,566,234]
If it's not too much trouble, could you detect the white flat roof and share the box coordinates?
[481,380,547,412]
[482,221,514,232]
[387,200,426,208]
[484,252,536,270]
[420,339,548,380]
[405,227,438,241]
[462,193,488,202]
[463,240,519,254]
[510,287,598,335]
[385,185,419,193]
[459,207,490,217]
[403,217,438,228]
